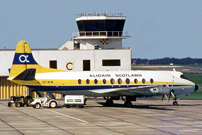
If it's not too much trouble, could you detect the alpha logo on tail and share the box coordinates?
[13,53,37,64]
[19,54,29,63]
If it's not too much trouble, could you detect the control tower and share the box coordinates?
[72,13,131,50]
[58,13,131,71]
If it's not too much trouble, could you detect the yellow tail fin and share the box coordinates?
[8,40,63,80]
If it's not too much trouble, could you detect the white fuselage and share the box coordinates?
[26,70,196,97]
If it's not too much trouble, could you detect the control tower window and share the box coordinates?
[84,21,105,31]
[97,21,105,31]
[102,59,121,66]
[77,20,125,32]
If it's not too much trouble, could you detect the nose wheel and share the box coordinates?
[173,97,178,106]
[173,101,178,106]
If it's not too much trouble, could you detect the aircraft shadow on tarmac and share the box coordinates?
[47,104,171,111]
[92,102,202,111]
[94,102,173,111]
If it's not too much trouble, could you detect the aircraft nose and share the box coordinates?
[195,85,199,91]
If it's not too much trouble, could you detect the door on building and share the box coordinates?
[83,60,90,71]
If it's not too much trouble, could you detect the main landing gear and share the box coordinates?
[124,101,132,107]
[104,97,116,106]
[123,96,136,107]
[104,96,136,107]
[106,99,114,106]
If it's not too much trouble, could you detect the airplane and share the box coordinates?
[7,40,198,107]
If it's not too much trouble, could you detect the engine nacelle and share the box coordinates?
[150,87,170,95]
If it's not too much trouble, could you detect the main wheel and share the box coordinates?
[106,99,114,106]
[34,103,41,109]
[124,101,132,107]
[8,102,12,107]
[78,105,84,108]
[25,96,33,106]
[15,102,20,107]
[49,101,57,108]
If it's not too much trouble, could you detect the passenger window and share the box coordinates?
[94,79,98,84]
[78,79,81,84]
[150,78,154,84]
[103,79,106,84]
[86,79,90,84]
[134,79,138,84]
[125,78,130,84]
[142,79,146,84]
[110,78,115,84]
[118,78,122,84]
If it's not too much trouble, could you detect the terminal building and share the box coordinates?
[0,13,131,99]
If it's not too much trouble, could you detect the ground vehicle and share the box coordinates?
[65,95,84,108]
[8,96,25,107]
[31,97,57,109]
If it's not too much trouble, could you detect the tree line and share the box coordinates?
[132,57,202,65]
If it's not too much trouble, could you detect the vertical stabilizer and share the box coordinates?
[9,40,38,79]
[8,40,63,80]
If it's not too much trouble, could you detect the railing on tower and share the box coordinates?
[72,31,131,38]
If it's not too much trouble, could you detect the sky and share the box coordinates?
[0,0,202,59]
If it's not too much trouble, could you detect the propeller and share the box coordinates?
[161,95,168,101]
[161,95,165,101]
[168,80,175,102]
[162,81,175,102]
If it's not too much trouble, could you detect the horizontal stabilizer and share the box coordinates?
[14,68,36,80]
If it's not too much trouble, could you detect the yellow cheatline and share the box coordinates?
[9,78,191,86]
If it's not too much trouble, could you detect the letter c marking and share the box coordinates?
[66,62,73,70]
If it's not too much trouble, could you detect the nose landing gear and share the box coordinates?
[173,97,178,106]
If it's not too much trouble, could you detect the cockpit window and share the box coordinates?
[180,74,187,79]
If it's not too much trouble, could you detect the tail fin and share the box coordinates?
[8,40,63,80]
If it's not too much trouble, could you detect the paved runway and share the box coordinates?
[0,98,202,135]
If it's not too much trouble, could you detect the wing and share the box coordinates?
[92,85,170,96]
